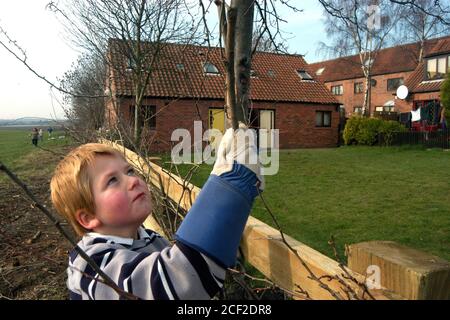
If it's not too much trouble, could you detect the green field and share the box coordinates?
[159,146,450,262]
[2,129,449,262]
[0,128,71,181]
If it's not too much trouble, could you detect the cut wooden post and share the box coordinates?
[347,241,450,299]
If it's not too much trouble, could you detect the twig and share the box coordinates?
[257,190,344,300]
[0,161,138,300]
[328,235,376,300]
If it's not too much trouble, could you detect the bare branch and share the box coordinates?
[0,161,138,300]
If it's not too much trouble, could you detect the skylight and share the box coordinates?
[316,67,325,76]
[297,70,314,81]
[203,62,220,75]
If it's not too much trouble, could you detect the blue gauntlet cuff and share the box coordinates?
[217,162,260,200]
[175,164,258,267]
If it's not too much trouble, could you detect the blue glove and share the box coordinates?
[175,124,264,267]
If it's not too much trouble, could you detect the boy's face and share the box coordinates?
[87,153,152,238]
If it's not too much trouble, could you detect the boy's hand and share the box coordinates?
[211,122,264,191]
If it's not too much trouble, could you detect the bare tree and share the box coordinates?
[318,0,404,116]
[59,53,106,139]
[396,0,450,63]
[213,0,255,128]
[252,29,289,53]
[48,0,195,145]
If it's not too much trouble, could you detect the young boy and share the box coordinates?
[50,125,263,300]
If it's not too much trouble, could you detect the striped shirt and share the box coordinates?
[67,227,226,300]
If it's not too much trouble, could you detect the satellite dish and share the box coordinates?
[396,85,409,99]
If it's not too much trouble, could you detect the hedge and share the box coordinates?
[343,116,407,146]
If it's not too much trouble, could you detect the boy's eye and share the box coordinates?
[107,176,117,186]
[127,168,135,176]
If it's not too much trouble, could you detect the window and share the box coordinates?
[142,105,156,129]
[427,58,437,79]
[437,57,446,78]
[250,69,257,78]
[376,106,395,112]
[354,82,364,94]
[127,56,136,71]
[203,62,220,75]
[354,106,363,114]
[129,105,156,129]
[387,77,404,91]
[426,56,449,79]
[331,85,343,95]
[316,67,325,76]
[176,63,185,70]
[315,111,332,127]
[267,70,275,77]
[297,70,313,81]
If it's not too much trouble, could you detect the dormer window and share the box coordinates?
[203,62,220,75]
[316,67,325,76]
[426,56,448,80]
[297,70,313,81]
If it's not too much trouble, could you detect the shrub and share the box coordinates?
[343,117,407,146]
[355,118,383,145]
[379,120,408,146]
[343,116,362,145]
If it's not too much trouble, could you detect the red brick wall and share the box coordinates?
[250,101,339,148]
[108,98,339,151]
[324,71,415,116]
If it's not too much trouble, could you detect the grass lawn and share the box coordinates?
[158,146,450,262]
[0,128,72,182]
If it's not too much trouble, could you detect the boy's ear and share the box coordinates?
[75,209,101,230]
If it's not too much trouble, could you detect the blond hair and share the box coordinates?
[50,143,126,236]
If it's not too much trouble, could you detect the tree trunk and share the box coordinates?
[224,7,238,129]
[363,74,370,116]
[232,0,254,126]
[218,0,255,129]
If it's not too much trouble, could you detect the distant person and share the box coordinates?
[31,128,38,146]
[47,126,53,137]
[38,128,43,142]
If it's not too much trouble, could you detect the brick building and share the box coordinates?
[404,37,450,109]
[308,37,449,117]
[105,39,340,151]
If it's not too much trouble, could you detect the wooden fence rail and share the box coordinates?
[101,139,450,300]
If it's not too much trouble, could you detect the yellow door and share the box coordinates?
[209,108,225,133]
[209,108,225,147]
[260,110,274,148]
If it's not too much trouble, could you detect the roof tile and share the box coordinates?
[108,39,338,105]
[308,36,448,83]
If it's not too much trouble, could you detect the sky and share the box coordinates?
[0,0,328,120]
